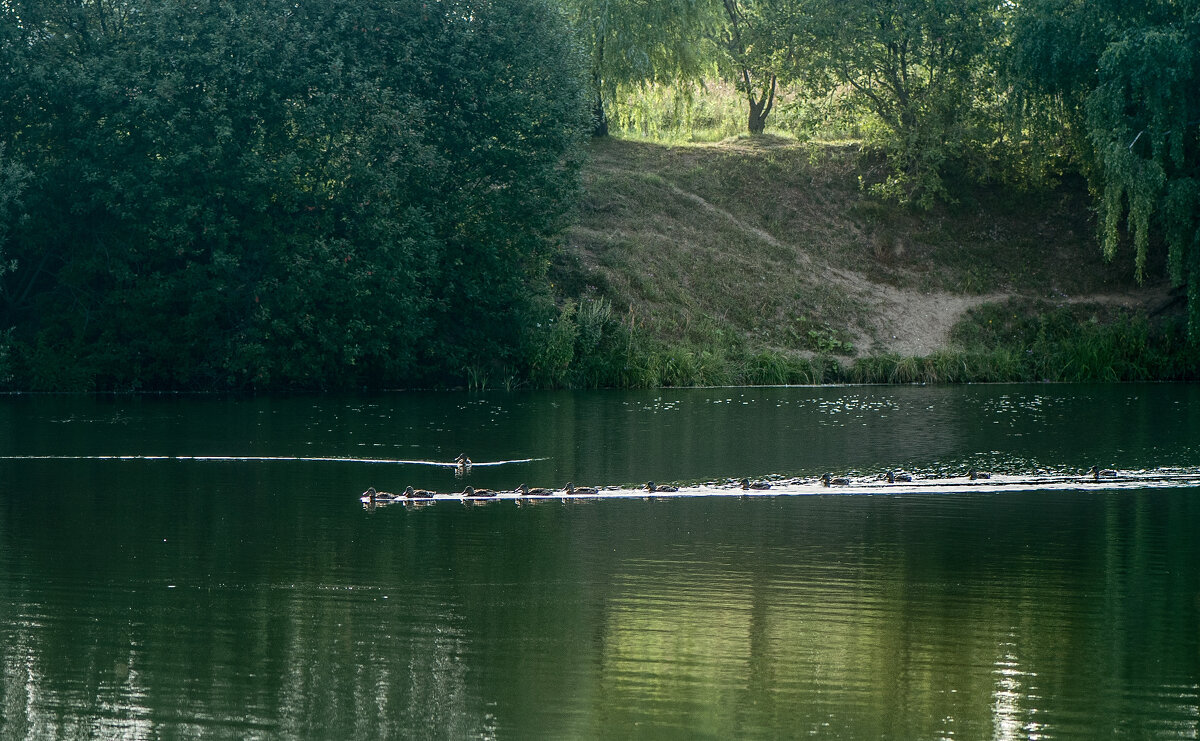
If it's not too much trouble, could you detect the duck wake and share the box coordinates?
[361,467,1200,506]
[0,454,545,466]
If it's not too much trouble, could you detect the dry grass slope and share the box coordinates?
[557,136,1172,361]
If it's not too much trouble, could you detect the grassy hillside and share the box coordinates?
[550,136,1195,382]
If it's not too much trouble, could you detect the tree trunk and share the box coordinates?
[748,98,767,134]
[745,74,776,135]
[591,92,608,138]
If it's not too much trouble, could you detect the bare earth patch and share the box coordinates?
[844,279,1171,357]
[848,287,1002,357]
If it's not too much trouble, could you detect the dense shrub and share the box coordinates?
[0,0,589,390]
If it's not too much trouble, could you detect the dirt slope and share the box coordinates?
[559,137,1171,358]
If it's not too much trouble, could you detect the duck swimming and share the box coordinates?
[645,481,678,493]
[363,486,400,502]
[517,483,554,496]
[886,470,912,483]
[461,485,496,498]
[741,478,771,490]
[821,473,850,487]
[404,486,435,499]
[1090,465,1117,480]
[564,482,598,495]
[968,469,990,480]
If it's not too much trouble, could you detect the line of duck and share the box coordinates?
[361,464,1170,506]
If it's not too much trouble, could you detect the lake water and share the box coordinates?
[2,385,1199,739]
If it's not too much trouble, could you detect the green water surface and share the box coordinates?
[1,385,1198,739]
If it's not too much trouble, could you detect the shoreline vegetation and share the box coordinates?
[510,136,1199,391]
[4,133,1198,392]
[1,0,1197,392]
[466,296,1197,392]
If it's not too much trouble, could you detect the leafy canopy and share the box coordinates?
[1012,0,1200,336]
[0,0,589,390]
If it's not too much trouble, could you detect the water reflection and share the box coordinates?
[2,387,1200,737]
[992,644,1043,741]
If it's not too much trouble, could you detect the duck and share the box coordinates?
[886,470,912,483]
[1089,465,1117,480]
[821,473,850,487]
[517,483,554,496]
[403,485,435,499]
[461,485,497,498]
[564,482,598,495]
[362,486,400,502]
[741,478,771,490]
[453,455,472,480]
[968,469,990,480]
[645,481,678,493]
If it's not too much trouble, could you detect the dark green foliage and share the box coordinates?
[790,317,854,355]
[1089,19,1200,335]
[0,0,588,390]
[0,145,23,384]
[801,0,1006,205]
[2,0,1195,391]
[0,145,24,265]
[948,300,1199,382]
[1010,0,1200,338]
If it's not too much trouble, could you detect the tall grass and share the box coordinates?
[951,301,1199,382]
[507,295,1197,389]
[612,83,748,143]
[608,80,860,145]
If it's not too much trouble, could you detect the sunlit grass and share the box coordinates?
[540,96,1191,388]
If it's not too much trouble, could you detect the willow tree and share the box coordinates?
[1088,24,1200,336]
[564,0,717,136]
[1012,0,1200,337]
